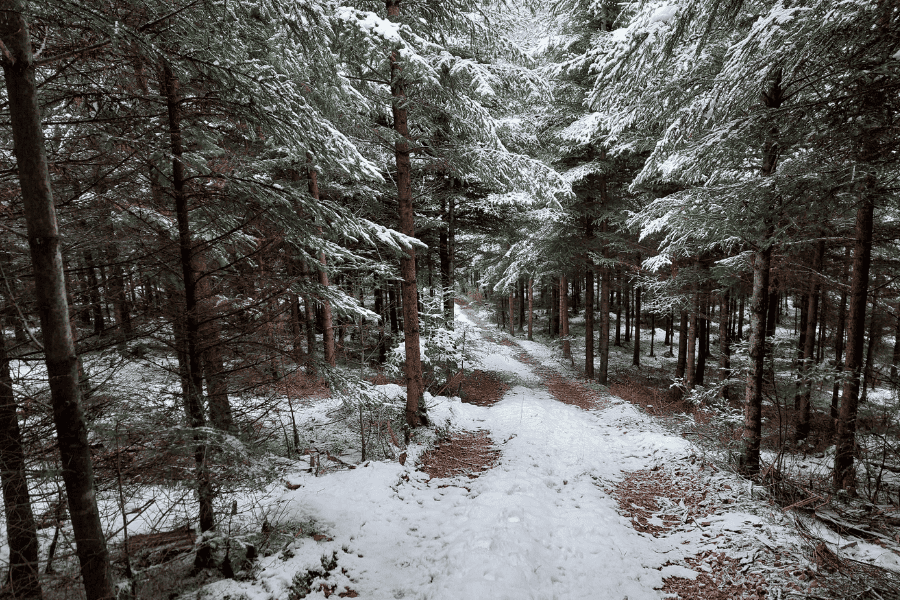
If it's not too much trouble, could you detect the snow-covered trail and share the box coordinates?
[205,304,698,600]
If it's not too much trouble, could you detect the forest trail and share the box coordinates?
[204,303,789,600]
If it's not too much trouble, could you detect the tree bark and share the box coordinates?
[527,278,534,341]
[796,239,824,441]
[719,293,731,400]
[832,246,850,418]
[439,197,452,325]
[508,290,515,337]
[686,285,699,390]
[834,197,875,492]
[860,288,879,402]
[891,302,900,388]
[388,0,425,428]
[560,275,570,358]
[518,278,525,332]
[740,247,771,475]
[585,267,595,378]
[598,249,611,384]
[676,310,688,379]
[307,162,336,367]
[0,3,115,596]
[632,286,641,367]
[0,324,42,598]
[161,61,215,570]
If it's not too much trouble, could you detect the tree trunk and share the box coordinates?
[598,246,611,384]
[676,310,688,379]
[560,275,570,358]
[0,325,42,598]
[0,4,115,596]
[797,239,824,441]
[891,302,900,388]
[832,246,850,418]
[834,197,875,492]
[439,197,452,325]
[307,161,336,367]
[624,283,631,342]
[83,250,105,337]
[632,286,641,366]
[161,61,216,571]
[686,287,699,390]
[518,278,525,332]
[614,272,622,346]
[860,288,879,402]
[695,293,707,386]
[508,290,515,337]
[719,293,731,399]
[585,267,595,378]
[527,278,534,341]
[388,0,425,428]
[740,247,772,476]
[195,255,234,432]
[766,280,779,338]
[737,295,745,340]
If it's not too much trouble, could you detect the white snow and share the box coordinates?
[649,5,678,24]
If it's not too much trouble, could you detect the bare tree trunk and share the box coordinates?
[599,251,611,384]
[834,197,875,492]
[560,275,570,358]
[195,255,234,432]
[439,197,453,325]
[0,325,42,598]
[676,310,688,379]
[832,246,850,418]
[161,61,215,571]
[585,267,594,378]
[719,293,731,399]
[518,278,525,332]
[860,288,879,403]
[0,4,115,596]
[797,239,824,441]
[632,286,641,367]
[686,285,699,390]
[508,290,515,337]
[891,302,900,388]
[527,278,534,341]
[307,162,336,367]
[740,247,772,475]
[388,0,425,428]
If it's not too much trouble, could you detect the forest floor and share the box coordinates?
[189,302,900,600]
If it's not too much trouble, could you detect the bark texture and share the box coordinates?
[0,3,115,596]
[834,198,875,492]
[388,0,426,428]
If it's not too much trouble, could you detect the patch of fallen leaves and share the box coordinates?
[512,349,608,411]
[661,553,768,600]
[611,466,708,536]
[419,431,501,479]
[442,369,510,407]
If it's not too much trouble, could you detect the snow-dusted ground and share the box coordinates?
[197,303,900,600]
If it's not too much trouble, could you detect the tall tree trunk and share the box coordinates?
[0,4,115,596]
[0,324,42,598]
[632,286,641,367]
[719,293,731,399]
[614,271,622,346]
[83,250,104,337]
[439,197,452,325]
[517,278,525,332]
[676,310,688,379]
[860,288,880,403]
[624,283,631,342]
[737,295,745,339]
[307,161,336,367]
[797,239,824,441]
[766,279,779,338]
[388,0,425,428]
[527,278,534,341]
[585,267,595,378]
[560,275,570,358]
[695,293,708,386]
[832,246,850,418]
[195,255,234,432]
[598,244,611,384]
[891,302,900,388]
[740,70,782,476]
[686,285,699,390]
[835,197,875,492]
[508,290,515,337]
[740,247,772,475]
[161,61,215,571]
